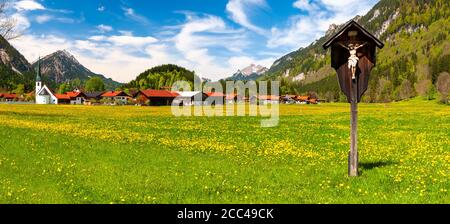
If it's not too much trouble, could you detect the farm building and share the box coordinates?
[0,93,18,102]
[101,91,131,105]
[85,91,105,103]
[174,91,207,106]
[66,91,87,105]
[281,95,297,104]
[134,89,179,106]
[295,96,311,104]
[54,94,71,104]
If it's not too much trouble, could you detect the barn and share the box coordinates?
[134,89,179,106]
[0,93,18,102]
[174,91,207,106]
[54,94,71,104]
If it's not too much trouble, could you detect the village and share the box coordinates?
[0,62,320,106]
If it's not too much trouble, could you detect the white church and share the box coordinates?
[35,58,58,104]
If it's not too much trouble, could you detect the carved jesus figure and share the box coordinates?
[338,42,367,80]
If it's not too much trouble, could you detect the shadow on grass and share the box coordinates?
[359,161,397,175]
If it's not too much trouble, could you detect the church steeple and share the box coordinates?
[36,57,42,82]
[36,57,42,95]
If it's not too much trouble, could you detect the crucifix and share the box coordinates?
[337,42,367,80]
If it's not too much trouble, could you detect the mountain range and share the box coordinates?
[0,34,34,91]
[31,50,121,90]
[0,35,121,91]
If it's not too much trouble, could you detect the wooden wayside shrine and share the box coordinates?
[323,20,384,176]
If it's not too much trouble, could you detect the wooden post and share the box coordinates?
[349,79,358,176]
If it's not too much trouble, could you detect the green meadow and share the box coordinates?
[0,99,448,204]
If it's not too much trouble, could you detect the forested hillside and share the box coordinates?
[125,64,201,90]
[0,35,34,92]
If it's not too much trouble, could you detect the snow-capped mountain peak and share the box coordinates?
[227,64,269,81]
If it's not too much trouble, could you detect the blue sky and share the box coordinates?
[9,0,379,82]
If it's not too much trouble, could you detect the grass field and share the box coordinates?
[0,99,448,204]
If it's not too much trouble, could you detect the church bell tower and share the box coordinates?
[36,57,42,95]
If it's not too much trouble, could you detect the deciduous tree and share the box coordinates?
[0,0,21,40]
[436,72,450,104]
[85,77,105,92]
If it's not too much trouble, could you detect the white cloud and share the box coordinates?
[97,6,105,12]
[96,24,113,33]
[122,7,150,25]
[8,13,31,32]
[293,0,319,12]
[268,0,378,49]
[10,35,71,62]
[11,33,165,83]
[173,14,255,80]
[145,44,171,65]
[14,0,45,11]
[36,15,53,24]
[89,35,158,48]
[118,30,133,36]
[268,14,324,48]
[54,17,77,24]
[226,0,267,35]
[10,27,170,83]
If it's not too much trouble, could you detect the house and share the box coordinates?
[0,93,18,102]
[258,95,280,105]
[281,95,297,104]
[309,98,319,104]
[101,91,131,105]
[174,91,207,106]
[205,92,225,105]
[66,90,87,105]
[295,96,310,104]
[133,89,179,106]
[85,91,105,104]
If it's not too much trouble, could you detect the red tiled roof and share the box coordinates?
[2,93,17,99]
[206,92,225,97]
[140,90,179,98]
[54,94,70,100]
[296,96,310,101]
[66,91,82,98]
[101,91,129,97]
